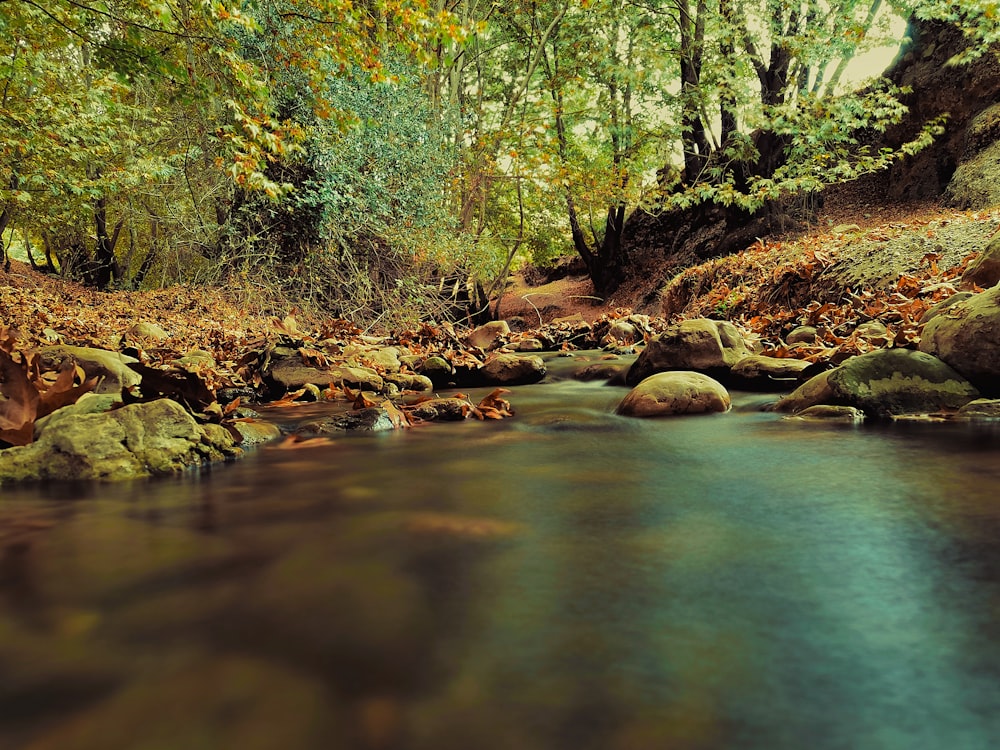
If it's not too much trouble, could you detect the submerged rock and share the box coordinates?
[0,398,239,484]
[786,405,866,423]
[297,407,396,434]
[626,318,750,385]
[617,371,731,417]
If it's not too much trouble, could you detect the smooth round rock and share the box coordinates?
[616,371,731,417]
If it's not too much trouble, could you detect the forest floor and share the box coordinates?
[2,189,999,369]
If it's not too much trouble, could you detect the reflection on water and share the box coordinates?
[4,353,1000,749]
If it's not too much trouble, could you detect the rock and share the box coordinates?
[626,318,750,385]
[0,399,239,484]
[771,370,836,413]
[419,356,455,386]
[174,349,216,370]
[786,325,818,345]
[945,104,1000,210]
[363,346,402,373]
[606,319,637,343]
[773,349,979,418]
[409,398,470,421]
[36,345,141,396]
[956,398,1000,420]
[729,355,811,391]
[573,363,629,382]
[268,356,384,393]
[480,353,546,386]
[384,372,433,392]
[297,407,396,434]
[961,234,1000,289]
[126,321,171,341]
[516,338,545,352]
[616,371,731,417]
[919,292,974,324]
[233,419,283,445]
[855,321,888,340]
[466,321,510,350]
[786,405,866,423]
[32,392,120,437]
[919,284,1000,394]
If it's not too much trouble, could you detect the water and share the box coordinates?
[4,353,1000,749]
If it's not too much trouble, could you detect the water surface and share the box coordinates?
[3,353,1000,749]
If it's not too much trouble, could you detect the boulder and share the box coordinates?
[35,345,141,396]
[773,349,979,418]
[729,355,811,391]
[961,234,1000,289]
[616,371,731,417]
[466,321,511,350]
[480,354,546,386]
[919,284,1000,394]
[945,104,1000,210]
[0,399,239,484]
[626,319,750,385]
[919,292,974,324]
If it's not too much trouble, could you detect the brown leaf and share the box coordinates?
[37,363,98,419]
[269,434,334,449]
[0,350,40,446]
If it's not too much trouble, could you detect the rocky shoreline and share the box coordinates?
[4,219,1000,485]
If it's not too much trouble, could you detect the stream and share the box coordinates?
[4,352,1000,749]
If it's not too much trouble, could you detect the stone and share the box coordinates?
[961,234,1000,289]
[573,363,629,382]
[729,355,811,391]
[956,398,1000,420]
[787,405,866,423]
[297,407,396,434]
[466,321,511,350]
[516,338,545,352]
[771,370,836,413]
[607,319,637,343]
[480,353,546,386]
[420,356,454,386]
[174,349,216,370]
[919,292,974,324]
[773,349,979,418]
[126,321,171,341]
[616,371,731,417]
[855,321,888,340]
[919,284,1000,394]
[32,392,120,436]
[409,398,470,421]
[0,399,240,484]
[626,318,750,385]
[35,345,141,396]
[268,356,384,393]
[233,419,283,445]
[785,325,818,345]
[363,346,402,373]
[384,372,433,392]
